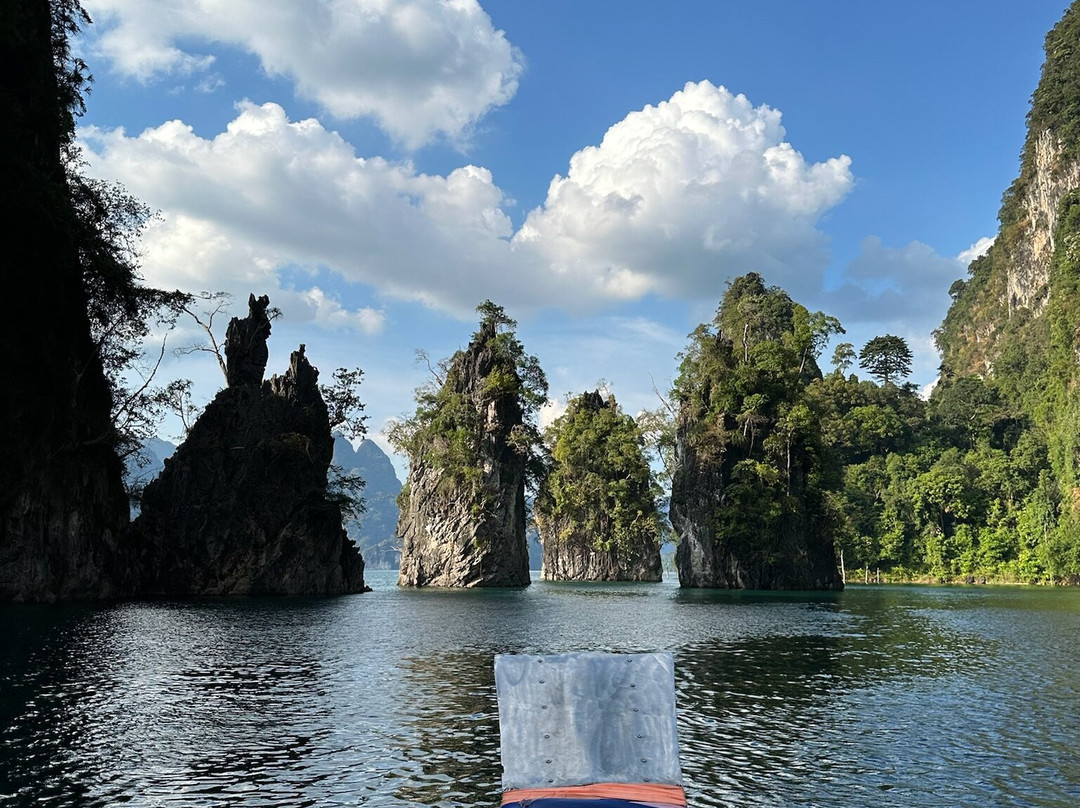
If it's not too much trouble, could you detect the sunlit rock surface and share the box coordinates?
[397,319,530,588]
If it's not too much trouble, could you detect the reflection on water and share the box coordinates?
[2,576,1080,807]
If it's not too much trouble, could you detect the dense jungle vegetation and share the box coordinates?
[653,269,1073,585]
[535,390,663,558]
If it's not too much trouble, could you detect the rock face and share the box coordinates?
[670,423,842,590]
[397,319,531,587]
[1007,129,1080,315]
[536,391,662,582]
[0,0,131,601]
[540,528,661,582]
[132,297,367,595]
[937,5,1080,378]
[668,275,843,591]
[225,293,272,386]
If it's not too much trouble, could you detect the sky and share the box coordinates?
[73,0,1070,478]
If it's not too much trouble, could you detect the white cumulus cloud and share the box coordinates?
[80,82,859,326]
[514,80,854,305]
[79,102,535,322]
[958,236,994,266]
[81,0,523,148]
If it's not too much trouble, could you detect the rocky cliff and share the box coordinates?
[933,1,1080,563]
[132,296,367,595]
[540,525,661,581]
[670,431,842,590]
[668,274,843,590]
[535,391,662,582]
[0,0,131,601]
[671,420,842,590]
[396,317,532,587]
[937,3,1080,379]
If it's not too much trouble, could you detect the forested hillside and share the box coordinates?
[821,0,1080,583]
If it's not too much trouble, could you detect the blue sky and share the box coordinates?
[75,0,1068,475]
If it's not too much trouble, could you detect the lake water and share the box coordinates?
[2,571,1079,807]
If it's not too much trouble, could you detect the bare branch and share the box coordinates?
[178,291,232,383]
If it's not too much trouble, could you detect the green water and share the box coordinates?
[2,572,1079,806]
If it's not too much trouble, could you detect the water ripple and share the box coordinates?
[3,579,1080,806]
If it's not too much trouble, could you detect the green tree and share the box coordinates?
[831,342,856,375]
[859,335,913,386]
[535,391,663,560]
[790,308,844,376]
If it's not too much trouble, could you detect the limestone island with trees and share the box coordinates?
[10,0,1080,600]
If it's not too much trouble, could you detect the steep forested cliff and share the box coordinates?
[393,302,546,587]
[930,0,1080,581]
[936,2,1080,385]
[669,274,844,590]
[535,390,663,582]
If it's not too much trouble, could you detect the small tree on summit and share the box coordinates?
[831,342,856,375]
[859,335,913,386]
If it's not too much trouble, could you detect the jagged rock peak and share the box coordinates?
[268,344,320,407]
[132,322,367,596]
[396,307,534,588]
[225,293,272,387]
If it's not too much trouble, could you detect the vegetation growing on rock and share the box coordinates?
[391,301,546,587]
[534,390,663,581]
[669,273,844,590]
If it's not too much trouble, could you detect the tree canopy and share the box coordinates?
[858,335,913,387]
[535,390,662,557]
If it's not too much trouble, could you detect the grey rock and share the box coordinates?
[397,319,530,587]
[670,416,842,590]
[133,320,367,595]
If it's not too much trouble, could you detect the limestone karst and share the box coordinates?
[394,303,543,587]
[535,390,663,582]
[131,295,368,595]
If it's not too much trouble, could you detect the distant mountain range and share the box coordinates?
[332,435,403,570]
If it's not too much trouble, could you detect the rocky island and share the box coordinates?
[669,274,844,590]
[534,390,663,582]
[393,302,546,587]
[131,295,368,595]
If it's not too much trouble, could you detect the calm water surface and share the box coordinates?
[2,572,1080,807]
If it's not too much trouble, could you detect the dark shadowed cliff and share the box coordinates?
[0,0,131,601]
[132,296,367,595]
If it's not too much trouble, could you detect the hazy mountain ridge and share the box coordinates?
[333,436,403,570]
